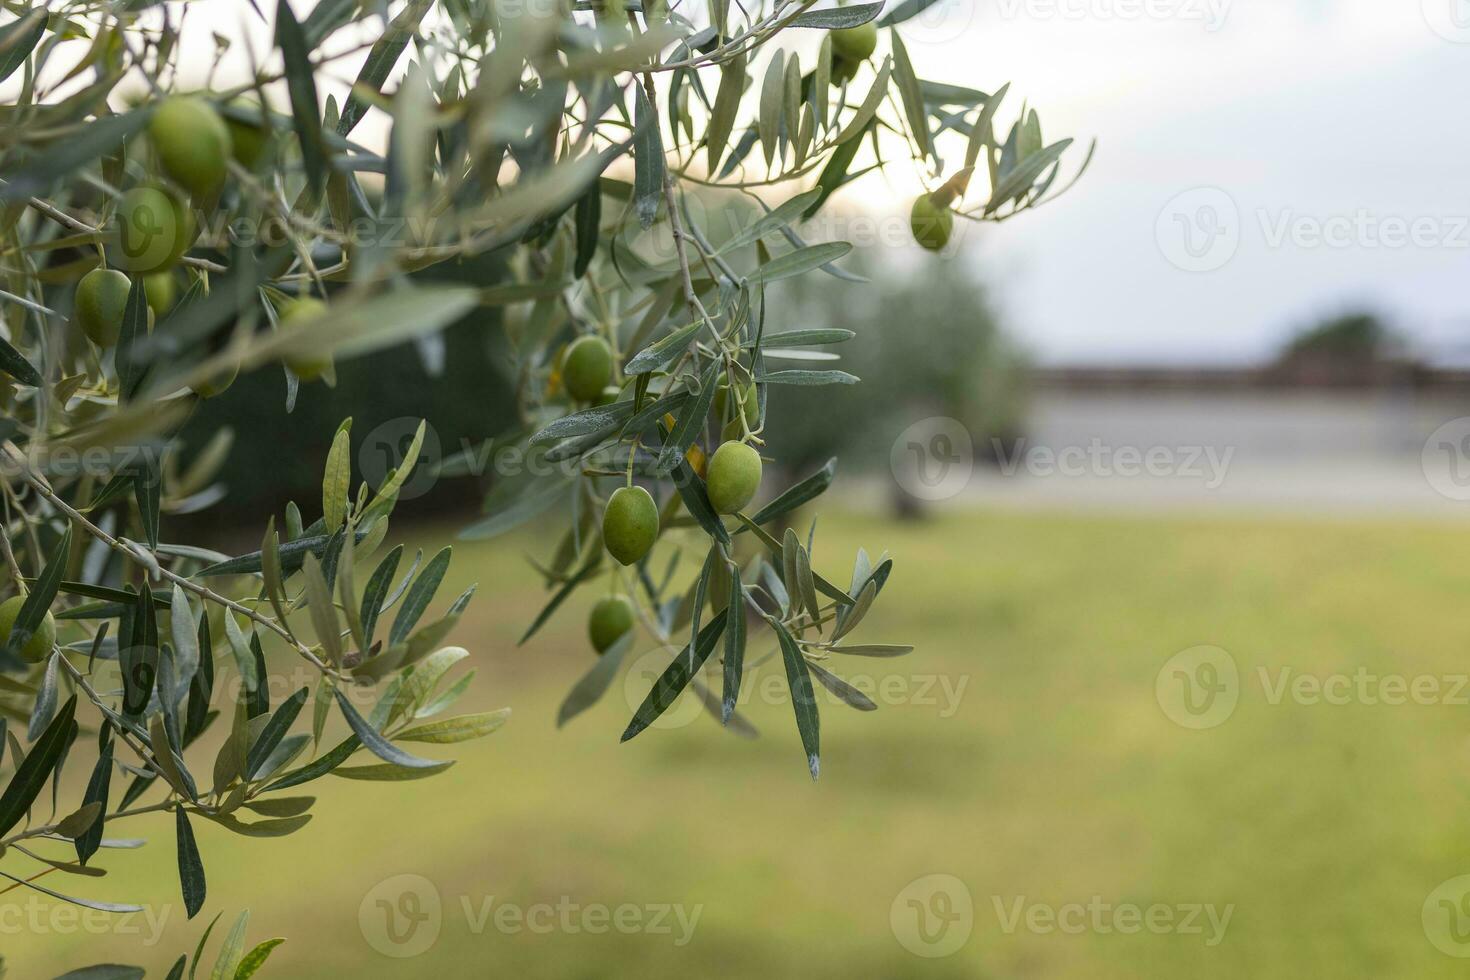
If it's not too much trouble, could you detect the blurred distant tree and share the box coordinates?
[762,247,1027,509]
[1281,311,1400,363]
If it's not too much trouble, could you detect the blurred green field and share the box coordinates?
[11,507,1470,978]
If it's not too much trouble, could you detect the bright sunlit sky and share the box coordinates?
[890,0,1470,364]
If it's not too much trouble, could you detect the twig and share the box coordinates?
[1,443,343,681]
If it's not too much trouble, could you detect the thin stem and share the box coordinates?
[1,443,343,681]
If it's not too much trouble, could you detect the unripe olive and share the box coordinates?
[715,379,759,430]
[831,22,878,62]
[910,193,954,252]
[191,360,240,399]
[603,485,659,566]
[74,268,132,348]
[588,595,635,654]
[830,54,860,86]
[143,271,177,316]
[149,97,232,198]
[706,441,762,515]
[114,185,194,274]
[563,335,613,402]
[0,595,57,664]
[279,296,332,382]
[224,100,271,169]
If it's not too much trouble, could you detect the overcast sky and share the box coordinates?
[16,0,1466,366]
[878,0,1470,364]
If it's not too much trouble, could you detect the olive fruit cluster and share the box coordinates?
[71,96,297,396]
[0,595,57,664]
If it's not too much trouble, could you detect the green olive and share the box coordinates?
[830,53,861,86]
[563,335,614,402]
[588,595,635,654]
[0,595,57,664]
[705,441,763,515]
[831,22,878,62]
[190,359,240,399]
[74,268,132,348]
[224,99,271,169]
[603,485,659,566]
[149,97,232,198]
[910,193,955,252]
[143,271,177,316]
[114,185,194,274]
[279,296,332,382]
[715,379,759,429]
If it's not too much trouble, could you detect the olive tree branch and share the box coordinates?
[0,443,344,681]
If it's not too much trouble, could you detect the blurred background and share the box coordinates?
[15,0,1470,976]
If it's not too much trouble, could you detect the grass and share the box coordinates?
[9,506,1470,978]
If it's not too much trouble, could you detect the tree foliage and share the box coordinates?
[0,0,1086,972]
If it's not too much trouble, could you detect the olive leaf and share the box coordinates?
[771,621,821,780]
[621,610,728,743]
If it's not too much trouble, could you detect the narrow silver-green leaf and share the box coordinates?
[707,49,745,176]
[620,610,728,743]
[334,690,441,768]
[388,546,451,646]
[633,81,664,228]
[322,421,351,530]
[301,554,341,666]
[0,9,46,84]
[359,543,402,648]
[891,33,931,160]
[656,360,721,475]
[807,659,878,711]
[557,635,630,728]
[624,321,701,375]
[758,50,785,167]
[275,0,326,194]
[208,910,250,980]
[395,708,510,743]
[175,806,206,919]
[719,190,822,254]
[835,58,892,145]
[788,1,883,28]
[721,565,745,724]
[747,242,853,285]
[772,621,821,780]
